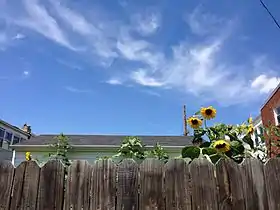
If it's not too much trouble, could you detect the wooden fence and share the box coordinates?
[0,158,280,210]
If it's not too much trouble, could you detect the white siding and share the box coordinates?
[14,149,182,166]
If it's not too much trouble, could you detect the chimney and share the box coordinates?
[22,123,31,134]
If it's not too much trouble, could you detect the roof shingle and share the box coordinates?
[16,135,193,147]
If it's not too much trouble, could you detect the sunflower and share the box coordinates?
[212,140,231,153]
[187,117,203,129]
[248,125,254,135]
[200,106,217,120]
[25,152,32,161]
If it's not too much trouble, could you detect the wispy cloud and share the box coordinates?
[106,78,123,85]
[17,0,77,50]
[130,69,164,87]
[251,74,280,94]
[12,33,25,40]
[132,12,160,36]
[64,86,92,93]
[56,59,83,71]
[186,6,224,36]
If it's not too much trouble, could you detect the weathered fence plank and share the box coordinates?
[264,158,280,210]
[216,159,245,210]
[64,160,93,210]
[37,160,65,210]
[139,159,165,210]
[190,158,218,210]
[0,161,14,210]
[10,161,40,210]
[116,159,139,210]
[241,158,268,210]
[91,159,116,210]
[164,159,191,210]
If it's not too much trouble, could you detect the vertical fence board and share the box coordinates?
[64,160,92,210]
[165,159,191,210]
[139,159,165,210]
[0,161,14,210]
[216,159,245,210]
[190,158,218,210]
[37,160,65,210]
[241,158,268,210]
[264,159,280,210]
[91,159,116,210]
[10,161,40,210]
[116,159,138,210]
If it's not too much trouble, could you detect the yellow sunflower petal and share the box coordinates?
[187,117,203,129]
[200,106,217,120]
[212,140,230,153]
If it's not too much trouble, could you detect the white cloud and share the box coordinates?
[23,70,29,76]
[251,75,280,94]
[130,69,164,87]
[117,29,163,69]
[133,12,160,36]
[13,33,25,40]
[64,86,92,93]
[17,0,76,50]
[186,6,224,36]
[0,32,7,44]
[106,78,123,85]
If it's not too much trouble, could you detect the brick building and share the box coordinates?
[260,82,280,157]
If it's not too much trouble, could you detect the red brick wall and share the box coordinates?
[261,87,280,157]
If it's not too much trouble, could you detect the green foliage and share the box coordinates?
[49,133,72,167]
[113,136,146,160]
[148,143,169,161]
[184,107,265,163]
[111,136,169,162]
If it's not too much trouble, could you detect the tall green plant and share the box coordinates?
[49,133,72,166]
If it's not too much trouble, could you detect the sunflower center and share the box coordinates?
[215,143,226,149]
[191,119,198,125]
[205,109,213,115]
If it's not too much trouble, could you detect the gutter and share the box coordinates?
[10,144,186,152]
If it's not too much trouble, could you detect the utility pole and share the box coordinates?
[183,105,188,136]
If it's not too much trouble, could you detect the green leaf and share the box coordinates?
[209,154,222,164]
[194,110,201,115]
[200,142,211,148]
[181,146,200,159]
[202,147,217,155]
[242,134,254,149]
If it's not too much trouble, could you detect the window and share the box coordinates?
[276,106,280,125]
[12,136,20,144]
[5,132,12,143]
[0,128,4,147]
[20,137,26,142]
[254,129,259,147]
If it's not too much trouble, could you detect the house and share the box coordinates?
[11,134,193,166]
[0,119,33,161]
[259,82,280,157]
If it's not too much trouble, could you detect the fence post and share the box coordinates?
[10,161,40,209]
[264,158,280,209]
[116,159,139,210]
[0,161,14,209]
[164,158,192,210]
[139,158,165,210]
[64,160,93,210]
[189,158,218,210]
[91,159,116,210]
[37,160,65,210]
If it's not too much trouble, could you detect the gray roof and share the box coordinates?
[15,135,193,147]
[0,148,13,161]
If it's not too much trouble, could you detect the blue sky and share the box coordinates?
[0,0,280,135]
